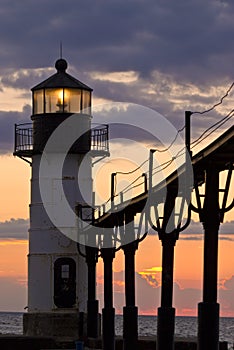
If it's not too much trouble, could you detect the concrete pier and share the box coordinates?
[0,335,228,350]
[87,336,228,350]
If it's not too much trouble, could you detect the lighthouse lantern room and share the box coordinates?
[14,58,109,339]
[32,59,91,115]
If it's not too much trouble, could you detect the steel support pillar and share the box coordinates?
[101,248,115,350]
[157,237,176,350]
[123,241,138,350]
[86,247,99,338]
[198,166,220,350]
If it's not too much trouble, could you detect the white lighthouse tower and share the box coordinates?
[14,58,109,339]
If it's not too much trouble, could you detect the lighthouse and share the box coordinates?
[14,58,109,339]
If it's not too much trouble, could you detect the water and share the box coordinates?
[116,315,234,349]
[0,312,233,349]
[0,312,23,335]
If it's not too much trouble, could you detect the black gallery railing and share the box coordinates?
[14,122,109,156]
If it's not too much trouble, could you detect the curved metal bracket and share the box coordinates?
[190,203,200,213]
[137,231,148,243]
[223,198,234,213]
[178,205,192,232]
[77,243,86,258]
[220,164,233,222]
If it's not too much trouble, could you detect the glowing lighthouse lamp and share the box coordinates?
[14,58,109,339]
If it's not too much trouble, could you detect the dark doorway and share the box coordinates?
[54,257,76,308]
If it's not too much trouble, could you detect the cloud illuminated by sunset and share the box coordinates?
[138,266,162,288]
[90,71,139,83]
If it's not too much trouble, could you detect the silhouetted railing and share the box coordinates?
[14,123,109,157]
[14,123,33,155]
[91,124,109,153]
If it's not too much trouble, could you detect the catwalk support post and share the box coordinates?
[86,246,99,338]
[198,165,220,350]
[101,247,115,350]
[122,212,138,350]
[157,236,176,350]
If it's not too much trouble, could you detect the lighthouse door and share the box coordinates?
[54,257,76,308]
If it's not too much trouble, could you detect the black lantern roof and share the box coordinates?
[31,58,93,91]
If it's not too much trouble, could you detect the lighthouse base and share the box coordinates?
[23,312,86,340]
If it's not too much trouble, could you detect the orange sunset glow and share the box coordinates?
[0,139,234,316]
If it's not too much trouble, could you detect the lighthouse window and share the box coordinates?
[33,87,91,114]
[82,90,91,112]
[33,89,44,114]
[45,88,64,113]
[61,264,69,279]
[65,88,81,113]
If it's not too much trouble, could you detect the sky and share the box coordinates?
[0,0,234,316]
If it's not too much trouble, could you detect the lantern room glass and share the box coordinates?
[33,90,44,114]
[33,88,91,114]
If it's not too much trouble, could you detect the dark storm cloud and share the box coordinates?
[0,0,233,150]
[0,0,233,98]
[89,75,234,133]
[0,0,233,84]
